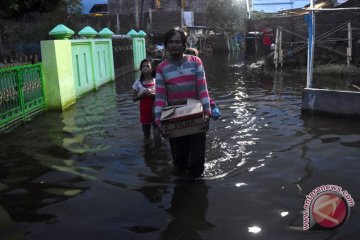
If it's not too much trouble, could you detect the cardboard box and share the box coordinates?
[160,99,206,138]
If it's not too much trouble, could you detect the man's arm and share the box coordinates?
[195,57,211,116]
[154,65,167,125]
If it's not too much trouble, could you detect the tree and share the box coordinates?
[64,0,83,14]
[0,0,83,19]
[0,0,83,48]
[140,0,145,30]
[207,0,247,34]
[250,10,274,20]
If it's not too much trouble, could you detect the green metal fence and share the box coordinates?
[0,63,45,132]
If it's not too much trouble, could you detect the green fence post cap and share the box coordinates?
[78,26,98,38]
[127,29,138,38]
[99,28,114,38]
[49,24,75,39]
[137,30,147,38]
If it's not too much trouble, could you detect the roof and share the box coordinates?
[277,0,338,16]
[303,0,335,8]
[337,0,360,8]
[89,4,108,15]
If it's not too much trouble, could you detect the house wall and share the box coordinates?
[108,0,207,14]
[107,0,208,35]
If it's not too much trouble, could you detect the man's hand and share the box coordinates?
[157,122,170,138]
[202,115,210,131]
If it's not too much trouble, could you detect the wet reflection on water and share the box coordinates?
[0,52,359,239]
[160,180,214,240]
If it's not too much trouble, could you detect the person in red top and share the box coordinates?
[261,25,273,54]
[132,59,159,141]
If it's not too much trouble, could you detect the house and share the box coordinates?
[277,0,358,17]
[107,0,208,35]
[338,0,360,7]
[277,0,338,16]
[247,0,360,65]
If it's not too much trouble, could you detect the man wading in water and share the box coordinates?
[154,27,211,178]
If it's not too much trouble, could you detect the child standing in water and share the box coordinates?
[133,59,159,141]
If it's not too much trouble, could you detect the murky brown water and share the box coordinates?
[0,52,359,240]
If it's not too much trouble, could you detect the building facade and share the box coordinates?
[108,0,208,34]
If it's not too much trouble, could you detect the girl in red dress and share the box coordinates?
[132,59,159,141]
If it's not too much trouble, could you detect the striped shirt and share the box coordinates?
[155,55,211,124]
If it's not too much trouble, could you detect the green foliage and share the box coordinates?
[0,0,83,19]
[207,0,247,34]
[250,10,275,20]
[0,0,84,44]
[64,0,83,14]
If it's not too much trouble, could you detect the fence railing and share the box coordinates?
[127,30,147,70]
[113,37,134,76]
[1,55,40,68]
[1,25,147,133]
[70,39,114,97]
[0,63,45,132]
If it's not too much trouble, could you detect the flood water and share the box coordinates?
[0,53,359,240]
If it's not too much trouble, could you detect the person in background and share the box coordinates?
[184,47,199,57]
[261,25,274,55]
[133,59,159,141]
[155,27,211,178]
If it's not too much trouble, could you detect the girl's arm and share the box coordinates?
[132,80,145,101]
[133,90,143,101]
